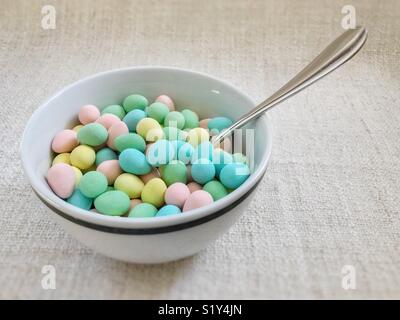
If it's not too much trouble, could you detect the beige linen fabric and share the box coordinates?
[0,0,399,299]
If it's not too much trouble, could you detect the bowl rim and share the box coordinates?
[21,66,272,233]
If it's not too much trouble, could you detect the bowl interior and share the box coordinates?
[21,67,271,228]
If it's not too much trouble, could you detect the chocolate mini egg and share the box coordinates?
[164,182,190,208]
[96,159,122,185]
[78,105,100,124]
[51,129,79,153]
[183,190,213,212]
[107,121,129,150]
[47,163,76,199]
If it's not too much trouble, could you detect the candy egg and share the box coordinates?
[140,167,161,184]
[181,109,199,129]
[191,141,214,162]
[94,190,130,216]
[79,171,108,198]
[147,102,170,124]
[157,205,181,216]
[164,111,185,129]
[155,94,174,111]
[52,153,71,165]
[164,182,190,208]
[203,180,228,201]
[162,160,187,186]
[71,166,82,186]
[47,163,76,199]
[51,129,79,153]
[136,118,164,142]
[96,159,122,185]
[191,158,216,184]
[107,121,129,149]
[183,190,213,212]
[199,118,210,129]
[130,199,142,210]
[70,145,96,170]
[128,203,158,218]
[123,94,148,112]
[101,104,126,119]
[141,178,167,208]
[114,173,144,199]
[219,162,250,189]
[212,148,233,176]
[163,127,187,141]
[78,105,100,124]
[67,189,93,210]
[177,142,194,164]
[123,109,146,132]
[95,113,121,130]
[232,152,248,164]
[208,116,233,132]
[114,133,146,153]
[186,127,209,147]
[77,123,108,147]
[146,139,175,166]
[72,125,83,132]
[119,148,151,175]
[95,147,118,166]
[187,182,202,193]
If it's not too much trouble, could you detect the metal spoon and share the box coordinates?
[212,26,368,145]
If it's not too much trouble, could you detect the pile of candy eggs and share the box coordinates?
[47,94,251,218]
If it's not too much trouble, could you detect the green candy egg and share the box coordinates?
[147,102,170,123]
[122,94,148,112]
[203,180,228,201]
[94,190,130,216]
[114,133,146,153]
[162,160,187,186]
[79,171,108,198]
[101,104,126,119]
[128,203,158,218]
[181,109,199,129]
[163,127,187,141]
[232,152,248,164]
[77,123,108,146]
[95,148,117,166]
[164,111,185,129]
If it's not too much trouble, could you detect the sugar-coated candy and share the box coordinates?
[71,166,82,186]
[187,182,202,193]
[183,190,213,212]
[119,148,151,175]
[162,160,187,186]
[181,109,199,129]
[136,118,164,142]
[114,133,146,153]
[128,203,158,218]
[155,95,174,111]
[191,158,216,184]
[130,199,142,210]
[77,123,108,147]
[177,142,194,164]
[94,190,130,216]
[95,147,117,166]
[164,182,190,208]
[52,153,71,165]
[140,168,161,184]
[186,127,209,146]
[219,162,250,189]
[163,127,187,141]
[147,139,175,166]
[123,109,146,132]
[141,178,167,208]
[96,159,122,185]
[191,141,213,162]
[72,125,83,132]
[67,189,93,210]
[101,104,126,119]
[70,145,96,170]
[47,163,76,198]
[147,102,170,124]
[164,111,185,129]
[123,94,148,112]
[79,171,108,198]
[107,121,129,150]
[212,148,233,176]
[203,180,228,201]
[79,105,100,125]
[207,116,233,132]
[114,173,144,199]
[157,205,181,216]
[95,113,121,130]
[52,129,79,153]
[199,118,210,129]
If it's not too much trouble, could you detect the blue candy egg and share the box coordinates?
[95,147,118,166]
[146,139,175,166]
[219,162,250,189]
[208,117,233,132]
[123,109,146,132]
[119,148,152,174]
[177,142,194,164]
[191,158,216,184]
[156,205,181,217]
[170,140,186,158]
[67,189,93,210]
[212,149,233,176]
[191,141,213,163]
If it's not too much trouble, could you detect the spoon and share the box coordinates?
[212,26,368,145]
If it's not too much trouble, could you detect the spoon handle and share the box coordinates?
[213,26,368,144]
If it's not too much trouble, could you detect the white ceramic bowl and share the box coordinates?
[21,67,272,264]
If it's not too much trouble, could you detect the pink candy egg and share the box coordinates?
[165,182,191,208]
[130,199,142,209]
[51,129,79,153]
[155,95,175,111]
[78,104,100,124]
[96,160,122,184]
[47,163,76,198]
[95,113,121,130]
[187,182,202,193]
[183,190,213,212]
[107,121,128,150]
[140,168,160,184]
[199,118,210,129]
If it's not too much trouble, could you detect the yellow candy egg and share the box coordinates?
[136,118,164,142]
[70,145,96,170]
[52,153,71,165]
[72,125,84,132]
[71,166,82,186]
[114,173,144,199]
[141,178,167,208]
[187,127,210,146]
